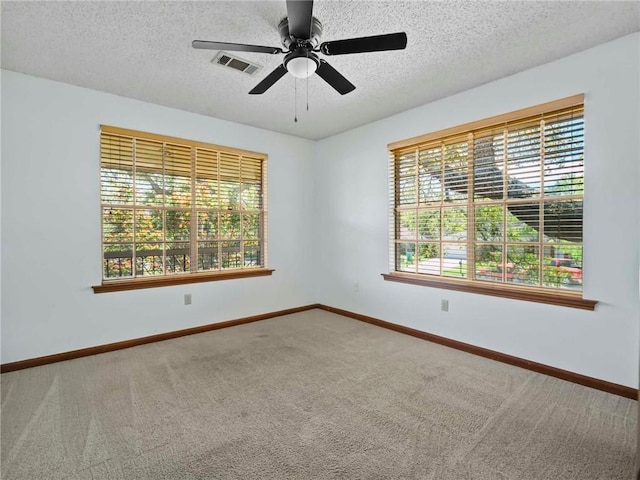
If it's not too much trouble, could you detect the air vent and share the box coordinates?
[212,52,263,76]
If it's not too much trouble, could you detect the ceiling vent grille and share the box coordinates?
[212,52,262,76]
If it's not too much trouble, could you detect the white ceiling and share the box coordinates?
[2,1,639,140]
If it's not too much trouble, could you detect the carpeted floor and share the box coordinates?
[1,309,636,479]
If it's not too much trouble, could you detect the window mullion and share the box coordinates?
[467,133,475,280]
[190,147,198,273]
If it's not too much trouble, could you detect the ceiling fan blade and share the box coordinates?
[192,40,283,55]
[286,0,314,40]
[315,60,355,95]
[249,64,288,94]
[320,32,407,56]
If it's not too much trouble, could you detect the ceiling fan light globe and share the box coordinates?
[286,57,318,78]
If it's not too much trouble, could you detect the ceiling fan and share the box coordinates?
[192,0,407,95]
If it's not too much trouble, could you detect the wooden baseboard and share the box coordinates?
[0,304,321,374]
[317,304,637,400]
[2,303,636,400]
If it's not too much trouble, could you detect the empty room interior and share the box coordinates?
[1,1,639,479]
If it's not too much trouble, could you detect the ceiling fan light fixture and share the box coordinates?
[284,52,319,79]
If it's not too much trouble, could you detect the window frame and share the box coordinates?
[93,125,272,293]
[384,95,597,310]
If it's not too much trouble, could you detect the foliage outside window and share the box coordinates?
[99,126,267,284]
[389,96,585,295]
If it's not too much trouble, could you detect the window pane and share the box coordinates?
[244,241,261,267]
[418,147,442,203]
[544,115,584,196]
[506,203,540,242]
[243,213,260,240]
[219,213,241,239]
[219,180,240,209]
[474,133,504,201]
[442,141,468,202]
[103,244,133,278]
[135,243,163,276]
[165,210,190,241]
[197,242,218,271]
[198,212,218,240]
[398,210,416,240]
[443,207,467,240]
[101,168,133,205]
[397,152,417,205]
[166,242,190,273]
[417,243,440,275]
[442,243,467,278]
[103,208,133,243]
[475,205,503,242]
[475,244,503,282]
[242,182,262,210]
[542,246,582,290]
[542,199,582,243]
[506,245,540,285]
[221,241,241,269]
[417,209,439,241]
[396,242,416,273]
[135,210,163,242]
[507,125,541,199]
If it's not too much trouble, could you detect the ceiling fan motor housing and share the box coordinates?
[278,17,323,50]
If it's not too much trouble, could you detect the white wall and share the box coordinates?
[1,70,316,363]
[314,33,640,388]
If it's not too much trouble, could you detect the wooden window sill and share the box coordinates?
[93,268,274,293]
[382,272,597,310]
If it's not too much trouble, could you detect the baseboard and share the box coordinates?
[317,304,638,400]
[0,304,321,374]
[2,303,636,400]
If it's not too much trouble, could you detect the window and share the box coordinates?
[94,126,270,292]
[385,95,596,309]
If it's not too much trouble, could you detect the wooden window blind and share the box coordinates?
[98,125,268,288]
[386,95,595,308]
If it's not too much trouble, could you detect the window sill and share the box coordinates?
[382,272,597,311]
[93,268,274,293]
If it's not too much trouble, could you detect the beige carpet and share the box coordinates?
[1,309,636,479]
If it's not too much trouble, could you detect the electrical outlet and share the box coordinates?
[441,299,449,312]
[184,294,192,305]
[354,282,359,293]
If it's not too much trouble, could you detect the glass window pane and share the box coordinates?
[474,133,504,201]
[397,152,417,205]
[506,203,540,242]
[101,168,133,205]
[103,244,133,278]
[542,200,582,243]
[244,241,261,267]
[219,180,241,209]
[242,182,261,210]
[417,209,439,241]
[442,142,468,202]
[103,208,133,243]
[396,242,416,273]
[417,243,440,275]
[398,210,416,240]
[243,214,260,240]
[135,243,163,276]
[135,210,163,242]
[475,244,503,282]
[165,210,190,241]
[443,207,467,240]
[506,245,540,286]
[475,205,503,242]
[166,242,190,273]
[542,246,582,291]
[197,242,218,271]
[418,147,442,203]
[221,241,241,270]
[219,213,241,240]
[442,243,467,278]
[198,212,218,240]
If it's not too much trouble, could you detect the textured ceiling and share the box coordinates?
[2,1,639,140]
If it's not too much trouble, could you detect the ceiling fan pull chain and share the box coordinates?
[294,77,298,123]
